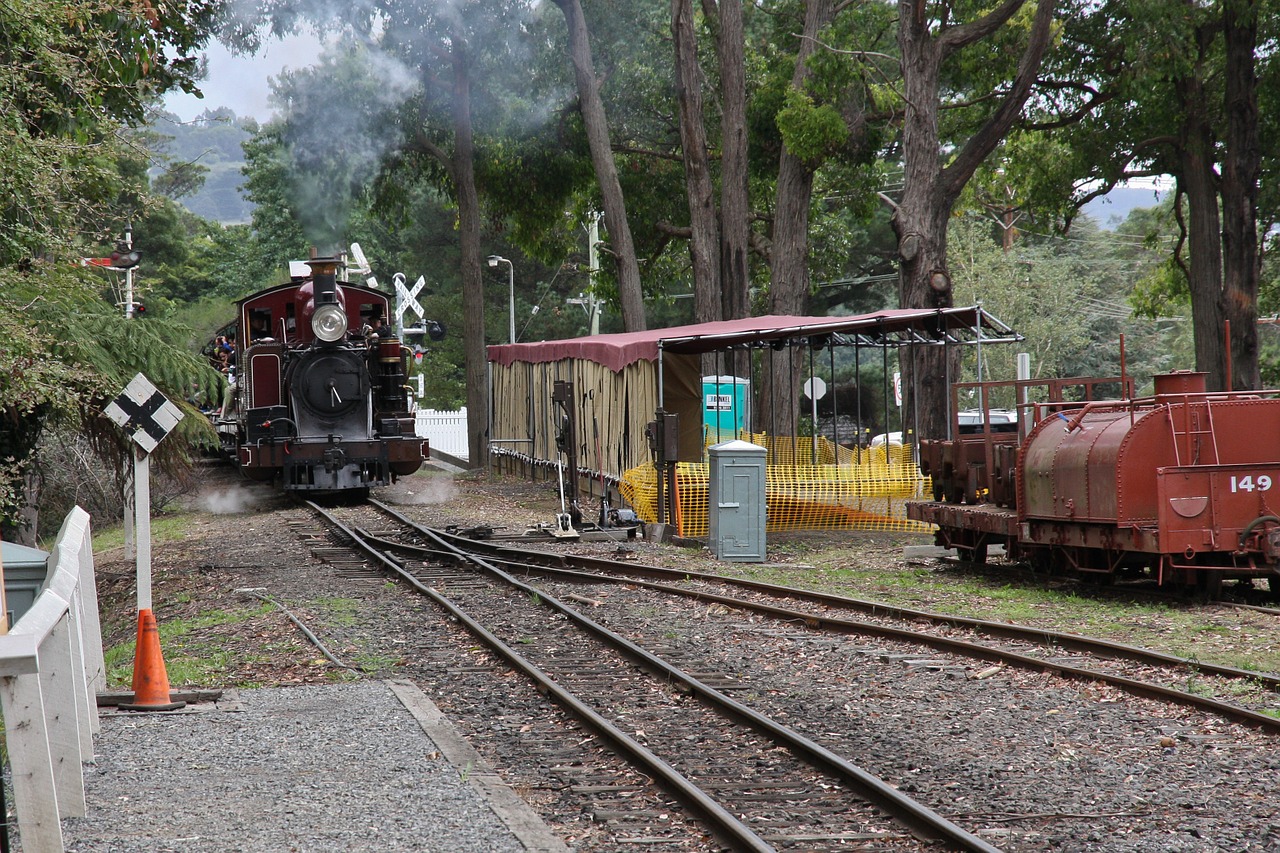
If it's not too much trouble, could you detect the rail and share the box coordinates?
[0,507,106,853]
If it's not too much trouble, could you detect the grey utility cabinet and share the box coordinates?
[1,540,51,629]
[707,440,767,562]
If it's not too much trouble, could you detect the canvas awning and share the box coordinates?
[486,306,1018,373]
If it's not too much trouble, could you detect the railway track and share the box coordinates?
[308,499,998,852]
[414,528,1280,730]
[300,498,1280,851]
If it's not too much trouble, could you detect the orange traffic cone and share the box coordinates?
[118,608,186,712]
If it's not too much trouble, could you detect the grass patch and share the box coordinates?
[314,597,361,627]
[103,604,272,688]
[347,652,403,674]
[730,554,1280,674]
[89,512,198,554]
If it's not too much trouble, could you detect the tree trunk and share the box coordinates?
[449,30,490,466]
[894,0,1055,439]
[1175,65,1227,391]
[895,0,950,441]
[672,0,721,327]
[1220,0,1261,390]
[555,0,647,331]
[710,0,749,323]
[761,0,834,435]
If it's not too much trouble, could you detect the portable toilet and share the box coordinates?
[1,540,50,629]
[708,440,767,562]
[702,376,750,445]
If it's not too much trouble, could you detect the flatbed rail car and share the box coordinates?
[906,371,1280,597]
[212,257,427,495]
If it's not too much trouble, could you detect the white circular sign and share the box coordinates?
[802,376,828,400]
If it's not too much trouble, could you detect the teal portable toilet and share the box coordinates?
[708,440,767,562]
[702,376,750,445]
[1,540,51,629]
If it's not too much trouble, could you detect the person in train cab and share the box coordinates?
[249,313,272,342]
[370,315,393,339]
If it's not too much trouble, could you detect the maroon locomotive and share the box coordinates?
[906,370,1280,597]
[213,256,427,494]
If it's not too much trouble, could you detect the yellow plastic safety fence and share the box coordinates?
[619,440,934,538]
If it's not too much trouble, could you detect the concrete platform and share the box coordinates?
[57,680,567,853]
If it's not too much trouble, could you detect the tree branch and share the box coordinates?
[937,0,1028,53]
[409,129,454,181]
[611,144,686,163]
[940,0,1055,200]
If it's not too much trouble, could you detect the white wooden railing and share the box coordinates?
[0,507,105,853]
[415,407,468,460]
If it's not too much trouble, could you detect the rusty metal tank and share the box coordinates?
[1018,371,1280,532]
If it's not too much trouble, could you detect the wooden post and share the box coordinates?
[135,446,152,612]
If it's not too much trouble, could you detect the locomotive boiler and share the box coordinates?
[906,370,1280,597]
[214,256,427,494]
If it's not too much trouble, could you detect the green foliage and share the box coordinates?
[947,214,1183,393]
[776,90,849,165]
[0,0,215,264]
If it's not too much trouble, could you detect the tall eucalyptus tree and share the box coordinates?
[551,0,648,331]
[892,0,1057,439]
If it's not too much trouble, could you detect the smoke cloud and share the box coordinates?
[269,38,417,249]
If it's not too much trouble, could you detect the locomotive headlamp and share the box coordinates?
[312,303,348,342]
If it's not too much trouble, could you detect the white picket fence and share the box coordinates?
[415,407,468,460]
[0,506,105,853]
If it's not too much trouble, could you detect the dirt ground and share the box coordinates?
[88,461,927,686]
[89,460,1280,690]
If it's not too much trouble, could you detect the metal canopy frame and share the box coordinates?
[655,305,1021,356]
[656,305,1022,410]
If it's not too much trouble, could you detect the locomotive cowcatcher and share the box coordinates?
[906,370,1280,597]
[214,256,427,494]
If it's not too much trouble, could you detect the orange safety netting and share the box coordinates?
[618,436,933,538]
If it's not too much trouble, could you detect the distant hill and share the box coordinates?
[150,108,256,224]
[1081,186,1166,229]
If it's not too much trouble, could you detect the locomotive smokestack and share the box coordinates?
[306,257,340,305]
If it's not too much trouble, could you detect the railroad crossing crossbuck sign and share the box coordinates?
[104,373,184,452]
[393,272,426,326]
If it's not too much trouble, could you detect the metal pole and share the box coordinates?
[508,262,516,344]
[123,225,134,319]
[588,213,601,335]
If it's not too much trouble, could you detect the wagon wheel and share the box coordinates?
[1194,570,1224,603]
[956,538,988,564]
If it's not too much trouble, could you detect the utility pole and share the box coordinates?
[587,212,601,335]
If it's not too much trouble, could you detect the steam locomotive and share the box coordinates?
[906,370,1280,598]
[213,256,428,494]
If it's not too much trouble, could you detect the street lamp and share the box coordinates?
[487,255,515,344]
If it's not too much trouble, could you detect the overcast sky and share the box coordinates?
[164,32,326,123]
